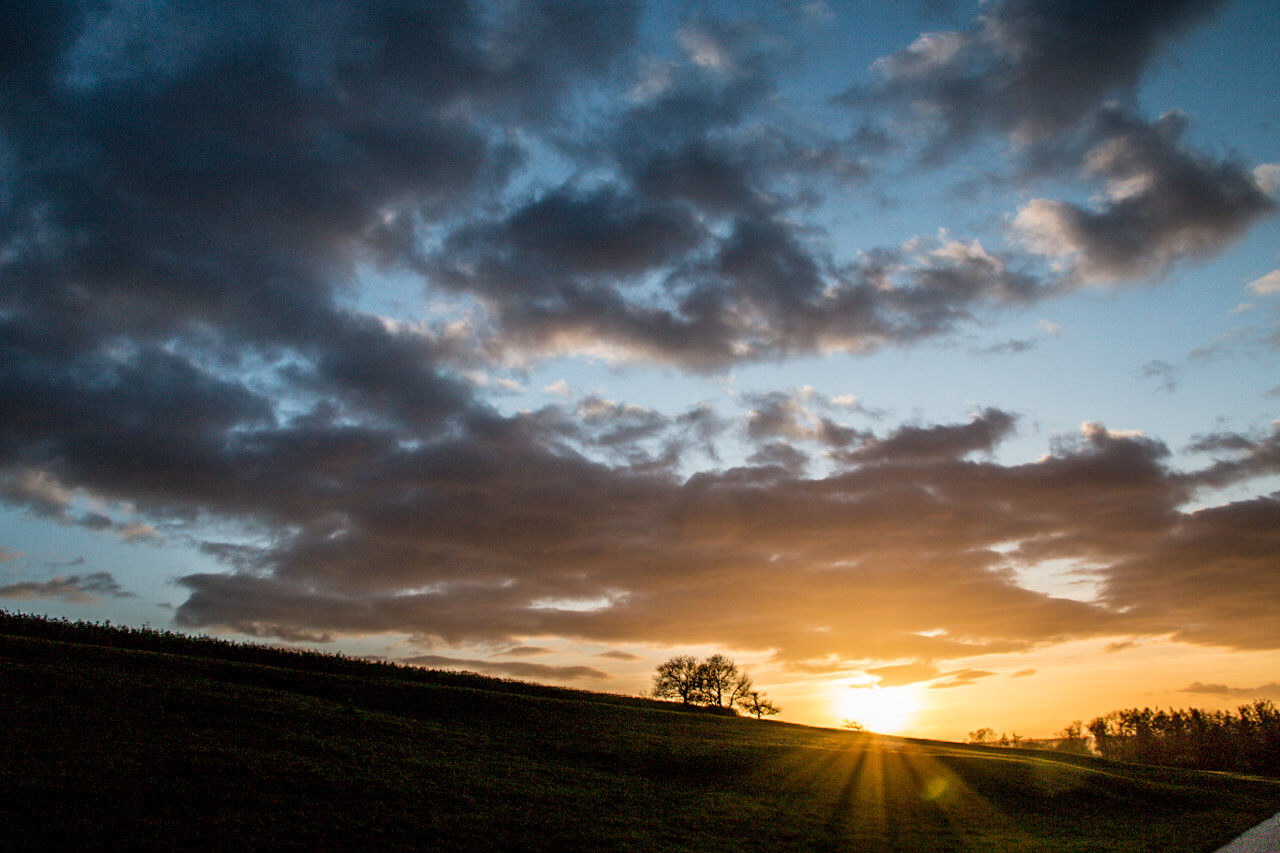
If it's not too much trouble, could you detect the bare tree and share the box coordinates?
[698,654,740,708]
[842,719,865,732]
[737,690,780,719]
[651,655,703,704]
[728,671,754,710]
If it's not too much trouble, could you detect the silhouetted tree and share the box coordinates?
[651,655,703,704]
[737,690,780,719]
[697,654,740,708]
[1087,702,1280,775]
[728,671,754,710]
[842,719,864,732]
[1056,720,1090,754]
[651,654,780,719]
[967,727,994,744]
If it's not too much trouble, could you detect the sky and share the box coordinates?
[2,0,1278,741]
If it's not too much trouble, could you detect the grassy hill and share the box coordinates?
[2,613,1276,851]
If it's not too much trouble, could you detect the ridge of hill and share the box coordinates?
[2,612,1277,851]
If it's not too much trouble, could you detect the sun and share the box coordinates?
[834,685,921,734]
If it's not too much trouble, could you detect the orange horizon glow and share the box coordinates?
[833,684,923,735]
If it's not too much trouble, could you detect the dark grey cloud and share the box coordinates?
[1,1,1276,680]
[843,0,1274,289]
[0,571,133,603]
[846,0,1227,154]
[400,654,610,682]
[1015,110,1276,283]
[842,408,1016,463]
[157,410,1279,664]
[744,389,865,447]
[1100,496,1280,649]
[0,0,635,434]
[431,198,1050,368]
[1183,425,1280,491]
[0,0,643,541]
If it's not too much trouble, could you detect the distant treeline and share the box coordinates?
[1088,703,1280,777]
[0,610,719,717]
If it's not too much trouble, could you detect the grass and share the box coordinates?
[2,618,1277,851]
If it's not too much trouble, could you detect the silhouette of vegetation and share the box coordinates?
[0,610,660,711]
[966,728,1033,748]
[842,719,865,732]
[1088,703,1280,776]
[2,612,1278,850]
[651,654,703,704]
[738,690,780,719]
[651,654,778,718]
[1057,720,1091,755]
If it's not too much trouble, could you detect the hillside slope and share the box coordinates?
[2,620,1276,851]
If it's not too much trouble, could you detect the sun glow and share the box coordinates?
[835,685,922,734]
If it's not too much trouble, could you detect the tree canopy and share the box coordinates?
[650,654,779,718]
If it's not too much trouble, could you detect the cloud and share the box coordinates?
[430,209,1051,368]
[544,380,573,398]
[1255,164,1280,196]
[1247,270,1280,296]
[0,547,20,562]
[495,645,554,658]
[1182,681,1280,700]
[401,654,610,682]
[119,523,160,542]
[975,338,1037,356]
[0,1,1276,681]
[141,411,1278,667]
[744,389,865,448]
[1138,360,1179,393]
[0,469,74,519]
[846,0,1227,154]
[1099,496,1280,649]
[865,661,941,687]
[595,650,643,661]
[930,669,997,689]
[1010,669,1036,678]
[1014,110,1276,283]
[1183,425,1280,490]
[841,408,1016,463]
[0,572,133,603]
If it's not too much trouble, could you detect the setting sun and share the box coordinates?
[835,685,922,735]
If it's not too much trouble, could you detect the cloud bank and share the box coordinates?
[0,0,1276,676]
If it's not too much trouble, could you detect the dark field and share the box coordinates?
[2,620,1276,851]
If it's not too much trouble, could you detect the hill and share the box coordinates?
[2,612,1276,851]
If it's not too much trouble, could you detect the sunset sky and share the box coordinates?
[2,0,1278,740]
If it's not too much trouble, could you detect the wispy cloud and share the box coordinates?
[1182,681,1280,700]
[0,572,133,603]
